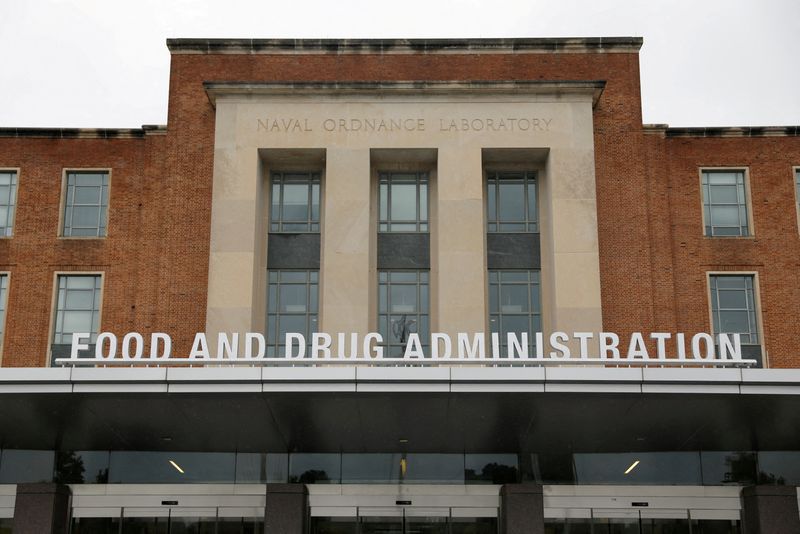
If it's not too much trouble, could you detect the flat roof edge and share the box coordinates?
[167,37,644,54]
[0,126,167,139]
[643,124,800,138]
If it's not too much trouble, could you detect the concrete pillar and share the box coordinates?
[434,146,487,337]
[741,486,800,534]
[12,483,71,534]
[265,483,308,534]
[500,484,544,534]
[320,148,373,347]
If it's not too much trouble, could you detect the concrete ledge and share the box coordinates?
[167,37,644,54]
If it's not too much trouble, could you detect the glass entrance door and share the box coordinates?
[310,507,498,534]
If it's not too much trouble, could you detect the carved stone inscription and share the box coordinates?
[257,117,553,133]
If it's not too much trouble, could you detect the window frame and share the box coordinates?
[488,269,542,357]
[0,272,9,364]
[0,168,20,238]
[377,171,429,233]
[698,167,754,238]
[377,269,430,357]
[265,269,319,357]
[48,271,104,363]
[59,168,112,239]
[485,170,539,233]
[269,171,322,233]
[705,271,765,366]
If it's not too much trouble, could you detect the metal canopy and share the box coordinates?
[0,367,798,453]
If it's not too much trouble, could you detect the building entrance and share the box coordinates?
[310,508,498,534]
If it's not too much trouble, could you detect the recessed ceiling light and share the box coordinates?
[399,438,409,444]
[624,460,640,475]
[169,460,185,474]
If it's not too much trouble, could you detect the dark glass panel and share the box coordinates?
[574,452,701,485]
[55,451,110,484]
[108,452,235,483]
[71,518,121,534]
[640,518,691,534]
[405,515,448,534]
[266,453,288,483]
[121,517,169,534]
[757,451,800,484]
[359,516,402,534]
[465,454,519,484]
[402,454,463,483]
[236,453,267,483]
[0,449,54,483]
[690,520,740,534]
[168,516,216,534]
[451,517,498,534]
[309,517,358,534]
[534,454,575,484]
[289,453,339,484]
[700,451,757,485]
[341,454,400,483]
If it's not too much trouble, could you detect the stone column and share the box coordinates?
[501,484,544,534]
[320,148,373,345]
[12,483,71,534]
[741,486,800,534]
[434,146,487,338]
[265,483,308,534]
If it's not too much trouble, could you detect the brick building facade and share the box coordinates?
[0,38,798,534]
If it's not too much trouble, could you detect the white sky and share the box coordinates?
[0,0,798,129]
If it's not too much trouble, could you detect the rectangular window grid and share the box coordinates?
[0,275,7,349]
[489,270,542,356]
[378,172,428,232]
[0,171,17,237]
[266,270,318,356]
[710,275,759,344]
[378,270,429,357]
[270,172,320,232]
[53,275,102,344]
[702,170,749,237]
[63,171,109,237]
[487,171,538,232]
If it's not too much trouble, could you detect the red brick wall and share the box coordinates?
[2,50,799,367]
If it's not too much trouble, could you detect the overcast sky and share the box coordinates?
[1,0,797,129]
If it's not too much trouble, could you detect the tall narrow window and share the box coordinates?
[701,170,750,237]
[270,172,320,232]
[0,274,8,350]
[378,270,429,356]
[0,171,17,237]
[266,270,318,357]
[63,171,110,237]
[487,171,538,232]
[378,172,428,232]
[489,270,541,356]
[53,275,102,344]
[709,275,759,345]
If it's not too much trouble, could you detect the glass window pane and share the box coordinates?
[390,285,417,313]
[289,453,340,483]
[280,284,307,313]
[709,205,741,226]
[281,184,309,221]
[717,290,747,309]
[707,172,738,185]
[709,184,739,204]
[718,310,750,333]
[574,452,701,485]
[63,310,94,333]
[499,285,528,313]
[74,186,101,204]
[75,173,104,186]
[498,182,525,221]
[0,450,55,483]
[390,183,417,220]
[109,451,235,483]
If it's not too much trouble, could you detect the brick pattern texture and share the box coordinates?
[0,51,798,367]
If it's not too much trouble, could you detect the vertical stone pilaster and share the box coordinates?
[12,483,71,534]
[741,485,800,534]
[265,483,308,534]
[501,484,544,534]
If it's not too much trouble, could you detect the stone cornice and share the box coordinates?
[167,37,644,55]
[203,80,607,107]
